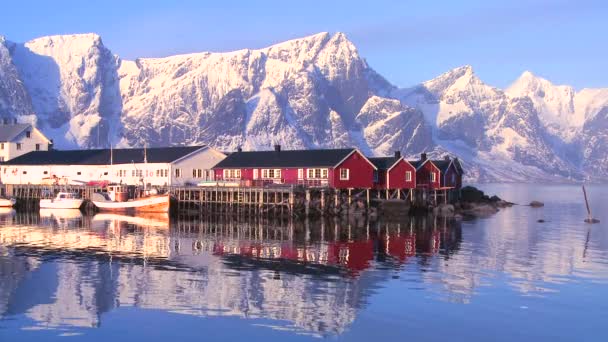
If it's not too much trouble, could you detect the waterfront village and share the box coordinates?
[0,120,465,217]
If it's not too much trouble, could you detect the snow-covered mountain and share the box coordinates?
[0,32,606,182]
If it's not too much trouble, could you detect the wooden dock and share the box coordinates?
[0,183,458,217]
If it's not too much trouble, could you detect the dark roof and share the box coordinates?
[369,157,400,170]
[3,146,207,165]
[213,148,356,168]
[0,123,30,142]
[432,160,452,173]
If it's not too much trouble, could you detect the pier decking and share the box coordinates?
[0,183,457,217]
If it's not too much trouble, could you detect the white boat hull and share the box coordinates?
[92,195,171,213]
[40,198,84,209]
[0,198,16,207]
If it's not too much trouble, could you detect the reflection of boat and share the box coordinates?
[92,212,170,228]
[0,207,16,218]
[39,208,84,220]
[91,185,170,213]
[0,197,16,207]
[40,192,84,209]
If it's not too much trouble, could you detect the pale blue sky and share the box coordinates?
[1,0,606,89]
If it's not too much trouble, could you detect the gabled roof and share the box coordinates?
[432,160,452,174]
[409,159,440,171]
[369,157,399,170]
[3,146,207,165]
[0,123,31,142]
[213,148,359,168]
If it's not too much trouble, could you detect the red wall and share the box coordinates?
[416,161,441,189]
[214,151,375,188]
[331,151,375,189]
[387,160,417,189]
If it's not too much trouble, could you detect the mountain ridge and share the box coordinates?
[1,32,606,182]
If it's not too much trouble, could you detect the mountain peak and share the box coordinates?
[423,64,488,96]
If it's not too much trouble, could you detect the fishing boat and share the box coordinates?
[39,192,84,209]
[91,185,171,213]
[0,197,16,207]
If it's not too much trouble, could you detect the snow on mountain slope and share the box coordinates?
[10,34,121,148]
[117,32,394,152]
[507,71,581,141]
[0,36,34,120]
[400,66,582,181]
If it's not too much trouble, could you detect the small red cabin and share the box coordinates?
[411,153,441,189]
[369,151,417,190]
[212,146,377,189]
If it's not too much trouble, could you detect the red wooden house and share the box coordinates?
[212,145,377,189]
[369,151,417,190]
[410,153,463,189]
[410,153,442,189]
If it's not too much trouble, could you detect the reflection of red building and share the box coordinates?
[383,233,416,263]
[327,240,375,275]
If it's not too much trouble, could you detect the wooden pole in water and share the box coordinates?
[583,185,600,223]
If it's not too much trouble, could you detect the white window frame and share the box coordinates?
[406,171,412,182]
[339,168,349,180]
[175,168,182,178]
[307,168,328,179]
[223,169,241,179]
[253,169,259,179]
[298,168,303,179]
[430,172,436,182]
[261,169,281,179]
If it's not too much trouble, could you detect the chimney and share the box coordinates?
[444,155,450,161]
[420,152,427,161]
[237,146,242,152]
[394,151,401,159]
[274,144,281,152]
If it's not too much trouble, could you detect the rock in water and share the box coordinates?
[529,201,544,207]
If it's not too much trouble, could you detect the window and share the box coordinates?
[0,143,4,150]
[16,143,22,150]
[77,171,82,175]
[298,169,303,179]
[223,169,241,179]
[26,131,31,138]
[43,171,48,175]
[430,172,436,182]
[451,173,456,184]
[35,144,40,151]
[373,170,378,182]
[191,169,203,178]
[0,157,4,162]
[307,168,328,179]
[22,171,27,174]
[339,168,349,180]
[137,170,142,177]
[406,171,412,182]
[253,169,258,179]
[104,172,108,176]
[261,169,281,179]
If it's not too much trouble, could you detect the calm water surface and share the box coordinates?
[0,184,607,341]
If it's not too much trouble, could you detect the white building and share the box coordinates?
[0,121,52,162]
[0,145,225,186]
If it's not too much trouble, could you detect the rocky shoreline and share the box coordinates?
[432,186,514,219]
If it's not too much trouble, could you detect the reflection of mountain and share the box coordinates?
[0,214,459,336]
